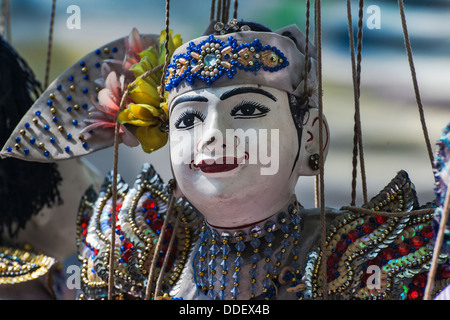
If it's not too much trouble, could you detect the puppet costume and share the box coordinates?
[73,165,448,300]
[1,17,448,301]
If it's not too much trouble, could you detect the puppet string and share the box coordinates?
[44,0,56,89]
[145,191,176,299]
[154,198,188,298]
[340,206,434,217]
[314,0,328,301]
[107,64,164,300]
[398,0,434,170]
[348,0,368,206]
[424,188,449,300]
[159,0,171,98]
[210,0,216,21]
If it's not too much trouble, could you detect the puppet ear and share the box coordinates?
[0,31,159,163]
[297,108,330,176]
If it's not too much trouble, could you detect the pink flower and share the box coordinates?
[81,71,139,147]
[124,28,143,70]
[99,28,150,72]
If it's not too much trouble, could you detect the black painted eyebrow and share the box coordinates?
[220,87,278,102]
[170,96,208,115]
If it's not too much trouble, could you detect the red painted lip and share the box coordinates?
[194,157,239,173]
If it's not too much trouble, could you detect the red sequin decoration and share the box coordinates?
[327,268,337,282]
[381,248,395,261]
[143,198,156,210]
[398,243,411,257]
[121,248,132,263]
[374,215,388,224]
[421,226,434,239]
[327,253,340,267]
[347,229,360,242]
[122,240,134,250]
[412,273,427,288]
[145,209,159,222]
[407,287,423,300]
[439,264,450,279]
[361,223,374,235]
[151,218,164,232]
[410,235,424,249]
[336,239,348,253]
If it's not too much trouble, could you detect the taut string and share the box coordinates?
[210,0,216,21]
[397,0,438,299]
[348,0,368,206]
[44,0,57,89]
[159,0,171,98]
[303,0,311,97]
[233,0,238,19]
[216,0,222,23]
[340,206,434,218]
[398,0,434,171]
[108,64,164,300]
[314,0,328,300]
[145,190,176,299]
[154,198,188,298]
[424,188,449,300]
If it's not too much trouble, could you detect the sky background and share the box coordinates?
[3,0,450,209]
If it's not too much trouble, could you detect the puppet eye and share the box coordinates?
[174,109,206,130]
[230,101,270,119]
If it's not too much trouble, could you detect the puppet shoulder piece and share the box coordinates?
[0,245,57,299]
[75,163,199,300]
[301,170,449,300]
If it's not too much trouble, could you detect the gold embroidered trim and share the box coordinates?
[0,246,55,285]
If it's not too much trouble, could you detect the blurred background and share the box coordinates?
[3,0,449,209]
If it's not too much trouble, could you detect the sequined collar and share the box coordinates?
[190,196,304,300]
[203,197,303,243]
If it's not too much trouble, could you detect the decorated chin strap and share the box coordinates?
[0,21,317,163]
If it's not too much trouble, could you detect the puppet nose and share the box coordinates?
[201,136,216,151]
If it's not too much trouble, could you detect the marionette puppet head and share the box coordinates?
[0,20,329,229]
[165,20,330,227]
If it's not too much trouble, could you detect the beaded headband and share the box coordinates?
[166,24,318,106]
[165,35,289,89]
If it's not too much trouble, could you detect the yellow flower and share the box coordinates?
[118,104,161,127]
[118,29,182,153]
[160,91,169,119]
[128,78,161,106]
[136,125,168,153]
[129,49,161,88]
[139,46,159,66]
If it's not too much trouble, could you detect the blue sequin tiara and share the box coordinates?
[164,34,289,90]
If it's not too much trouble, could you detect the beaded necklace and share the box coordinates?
[191,199,303,300]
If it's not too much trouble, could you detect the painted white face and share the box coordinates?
[169,84,301,228]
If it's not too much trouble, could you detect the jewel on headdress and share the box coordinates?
[165,34,289,90]
[214,19,251,35]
